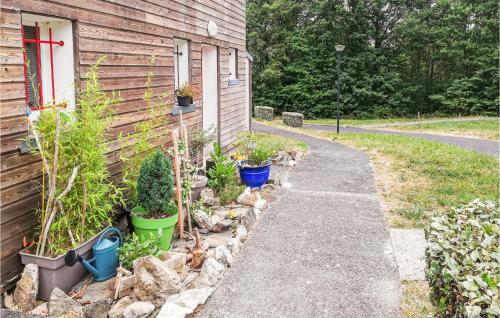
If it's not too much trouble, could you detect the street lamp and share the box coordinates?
[335,44,345,134]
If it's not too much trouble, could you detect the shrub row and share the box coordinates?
[425,199,499,317]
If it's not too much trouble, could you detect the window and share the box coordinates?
[21,13,75,112]
[228,48,238,80]
[173,38,190,90]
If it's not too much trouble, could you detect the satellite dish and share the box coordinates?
[207,21,218,38]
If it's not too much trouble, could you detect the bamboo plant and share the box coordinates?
[30,57,121,256]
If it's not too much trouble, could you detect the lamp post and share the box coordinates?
[335,44,345,134]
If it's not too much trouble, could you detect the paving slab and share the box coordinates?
[198,123,401,318]
[390,229,427,281]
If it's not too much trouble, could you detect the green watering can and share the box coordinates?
[65,228,122,282]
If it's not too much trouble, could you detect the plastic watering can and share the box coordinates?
[65,227,122,282]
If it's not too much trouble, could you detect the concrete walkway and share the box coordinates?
[304,124,499,157]
[199,123,401,318]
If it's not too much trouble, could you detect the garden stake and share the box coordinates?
[172,129,185,239]
[182,124,193,235]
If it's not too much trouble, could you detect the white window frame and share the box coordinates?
[21,13,76,120]
[228,48,238,80]
[173,38,190,90]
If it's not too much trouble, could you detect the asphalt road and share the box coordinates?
[199,123,401,318]
[304,124,499,157]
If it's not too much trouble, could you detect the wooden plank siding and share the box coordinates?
[0,0,248,289]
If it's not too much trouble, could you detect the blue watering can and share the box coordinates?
[65,227,122,282]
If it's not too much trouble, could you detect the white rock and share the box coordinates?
[200,189,219,206]
[13,263,38,312]
[227,238,242,255]
[197,258,225,287]
[237,188,261,206]
[29,302,48,315]
[133,256,182,306]
[157,288,213,318]
[204,233,233,249]
[215,246,233,267]
[48,287,83,317]
[83,299,111,318]
[108,296,133,318]
[122,301,155,318]
[3,293,14,310]
[236,225,248,242]
[254,198,267,211]
[240,206,257,229]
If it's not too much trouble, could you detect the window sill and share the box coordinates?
[171,103,196,115]
[228,79,240,86]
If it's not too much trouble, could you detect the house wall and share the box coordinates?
[0,0,248,289]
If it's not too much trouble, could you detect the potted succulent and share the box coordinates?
[236,133,272,188]
[175,82,195,106]
[131,150,178,251]
[19,60,121,300]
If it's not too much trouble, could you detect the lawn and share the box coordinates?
[380,119,499,140]
[333,133,499,228]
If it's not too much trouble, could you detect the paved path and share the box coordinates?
[199,123,401,318]
[304,124,499,157]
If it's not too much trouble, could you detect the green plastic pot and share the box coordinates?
[131,205,178,251]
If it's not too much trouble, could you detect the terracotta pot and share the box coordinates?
[19,228,107,300]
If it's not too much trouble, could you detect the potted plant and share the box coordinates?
[236,133,272,188]
[131,150,178,251]
[175,82,195,106]
[19,59,121,300]
[188,126,216,200]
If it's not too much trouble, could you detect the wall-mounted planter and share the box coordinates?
[171,104,195,115]
[176,96,193,106]
[19,229,106,300]
[237,160,271,189]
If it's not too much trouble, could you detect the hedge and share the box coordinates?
[425,199,499,317]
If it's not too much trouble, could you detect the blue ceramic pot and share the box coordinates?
[237,160,271,188]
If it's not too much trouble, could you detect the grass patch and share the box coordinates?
[384,119,499,140]
[333,133,499,227]
[401,281,435,318]
[248,131,308,154]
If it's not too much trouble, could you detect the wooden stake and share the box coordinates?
[172,129,184,239]
[191,228,205,269]
[181,124,193,235]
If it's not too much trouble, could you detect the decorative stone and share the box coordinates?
[254,198,268,211]
[254,106,274,121]
[81,280,113,303]
[227,238,242,255]
[267,172,281,186]
[237,188,261,206]
[13,263,38,312]
[200,189,219,207]
[262,184,277,192]
[123,301,155,318]
[204,233,233,249]
[193,209,215,232]
[30,302,48,315]
[160,252,187,277]
[83,299,111,318]
[213,219,233,233]
[236,225,248,242]
[240,205,257,229]
[133,256,182,306]
[282,111,304,127]
[48,287,83,318]
[215,246,233,267]
[157,288,214,318]
[196,258,225,287]
[108,296,133,318]
[3,293,14,310]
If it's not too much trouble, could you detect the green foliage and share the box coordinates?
[220,176,245,206]
[120,56,169,205]
[207,143,236,193]
[425,199,500,317]
[33,58,121,256]
[237,132,272,166]
[176,82,195,97]
[188,126,216,162]
[137,150,175,218]
[118,233,162,270]
[248,0,499,118]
